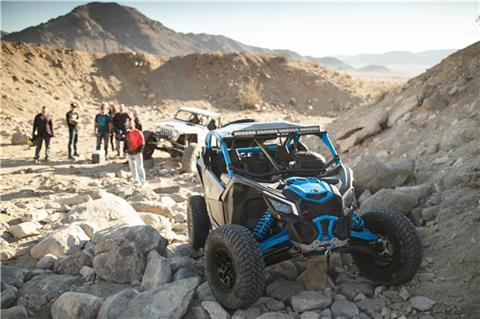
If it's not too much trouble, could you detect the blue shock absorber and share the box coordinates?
[351,212,365,230]
[253,210,274,241]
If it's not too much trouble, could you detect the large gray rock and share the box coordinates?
[201,300,230,319]
[66,192,144,236]
[54,250,92,275]
[290,290,332,312]
[92,225,168,256]
[410,296,436,311]
[1,283,18,308]
[30,224,90,259]
[98,277,201,319]
[131,200,175,218]
[8,221,41,239]
[296,265,327,290]
[11,132,29,145]
[360,188,419,214]
[141,250,171,289]
[51,292,102,319]
[353,156,415,193]
[256,313,294,319]
[92,225,168,284]
[93,239,146,284]
[21,209,49,222]
[331,300,359,318]
[268,260,298,281]
[1,265,31,288]
[356,297,386,317]
[337,123,382,153]
[1,305,29,319]
[338,282,374,300]
[18,274,82,319]
[57,194,92,207]
[0,238,15,261]
[441,118,480,150]
[266,279,304,301]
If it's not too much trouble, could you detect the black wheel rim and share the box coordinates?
[370,235,395,266]
[215,248,235,289]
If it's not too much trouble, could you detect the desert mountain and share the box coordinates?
[357,64,391,73]
[0,31,9,38]
[3,2,298,58]
[315,57,354,71]
[339,49,456,67]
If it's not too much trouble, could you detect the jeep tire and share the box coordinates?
[205,224,265,310]
[187,195,211,249]
[142,131,156,160]
[351,209,423,285]
[182,142,201,173]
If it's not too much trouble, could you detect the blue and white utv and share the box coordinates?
[187,121,422,309]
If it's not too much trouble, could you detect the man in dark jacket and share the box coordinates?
[33,106,54,162]
[66,102,79,160]
[112,104,131,158]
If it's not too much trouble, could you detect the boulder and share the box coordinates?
[57,194,92,207]
[296,265,327,290]
[268,260,298,280]
[66,192,144,236]
[141,250,171,289]
[1,265,31,288]
[131,200,175,218]
[53,250,92,275]
[201,300,231,319]
[11,132,29,145]
[31,224,90,259]
[196,281,215,301]
[337,123,382,153]
[290,290,332,312]
[360,189,419,214]
[256,312,294,319]
[36,254,57,269]
[93,225,168,256]
[422,205,440,222]
[331,300,359,318]
[1,305,29,319]
[18,274,82,319]
[1,282,18,308]
[21,209,49,222]
[266,279,304,301]
[338,282,374,301]
[441,119,480,150]
[139,213,172,230]
[93,239,146,284]
[8,221,41,239]
[410,296,436,312]
[353,156,415,193]
[394,183,433,202]
[387,95,418,126]
[356,297,386,317]
[79,266,96,281]
[0,238,15,261]
[51,292,102,319]
[422,89,448,111]
[184,304,210,319]
[75,281,131,300]
[99,277,201,319]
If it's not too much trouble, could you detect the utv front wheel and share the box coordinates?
[351,209,423,285]
[187,195,211,249]
[182,143,201,173]
[205,225,265,310]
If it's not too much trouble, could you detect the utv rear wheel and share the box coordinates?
[351,209,423,285]
[205,225,265,310]
[187,195,211,249]
[182,143,201,173]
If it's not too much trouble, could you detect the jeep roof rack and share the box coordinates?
[215,121,325,138]
[179,107,220,117]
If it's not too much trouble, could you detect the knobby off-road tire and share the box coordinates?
[205,225,266,310]
[351,208,423,285]
[181,142,201,173]
[187,195,211,249]
[142,131,156,160]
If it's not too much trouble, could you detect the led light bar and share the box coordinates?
[232,126,322,137]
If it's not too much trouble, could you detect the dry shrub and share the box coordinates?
[238,82,262,109]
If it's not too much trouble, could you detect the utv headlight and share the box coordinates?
[266,195,298,215]
[171,130,179,139]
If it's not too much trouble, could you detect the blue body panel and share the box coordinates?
[284,177,333,203]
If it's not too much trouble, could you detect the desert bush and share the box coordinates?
[238,81,262,109]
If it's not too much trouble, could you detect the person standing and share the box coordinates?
[112,104,131,158]
[94,104,111,158]
[133,110,142,131]
[66,102,79,160]
[108,104,117,153]
[32,106,54,163]
[126,119,146,185]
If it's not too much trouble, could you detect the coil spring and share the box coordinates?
[253,211,274,241]
[351,212,364,230]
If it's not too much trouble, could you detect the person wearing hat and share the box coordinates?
[66,102,80,160]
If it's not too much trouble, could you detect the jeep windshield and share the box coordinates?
[174,110,209,126]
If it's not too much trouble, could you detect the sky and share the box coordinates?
[1,1,479,56]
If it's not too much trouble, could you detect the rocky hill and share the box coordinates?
[3,2,297,58]
[1,41,384,122]
[326,40,480,317]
